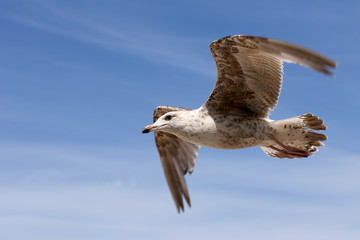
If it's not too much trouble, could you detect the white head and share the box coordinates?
[142,111,191,135]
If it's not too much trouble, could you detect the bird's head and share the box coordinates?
[142,111,187,134]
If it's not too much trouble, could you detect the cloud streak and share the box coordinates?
[0,141,359,239]
[2,1,214,77]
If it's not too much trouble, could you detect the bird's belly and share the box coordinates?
[200,135,260,150]
[182,124,270,150]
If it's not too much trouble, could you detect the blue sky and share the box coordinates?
[0,0,359,239]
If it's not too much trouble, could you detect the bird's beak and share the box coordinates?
[141,124,157,134]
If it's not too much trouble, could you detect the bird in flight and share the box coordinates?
[142,35,336,213]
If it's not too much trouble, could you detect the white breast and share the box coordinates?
[174,110,270,150]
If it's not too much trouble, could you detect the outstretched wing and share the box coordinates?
[203,35,337,118]
[153,106,200,213]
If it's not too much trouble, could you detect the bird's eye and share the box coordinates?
[164,115,172,121]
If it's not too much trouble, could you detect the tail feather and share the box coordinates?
[262,113,327,159]
[301,113,327,131]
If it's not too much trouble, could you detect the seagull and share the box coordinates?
[142,35,336,213]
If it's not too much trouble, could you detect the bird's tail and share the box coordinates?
[261,113,327,158]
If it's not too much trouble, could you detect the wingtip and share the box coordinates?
[322,68,334,76]
[177,205,185,214]
[176,199,191,214]
[321,63,337,76]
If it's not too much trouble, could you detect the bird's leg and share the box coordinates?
[268,145,308,158]
[270,136,309,158]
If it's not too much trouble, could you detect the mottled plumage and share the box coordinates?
[142,35,336,213]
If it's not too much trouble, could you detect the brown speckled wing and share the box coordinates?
[153,106,200,213]
[204,35,337,118]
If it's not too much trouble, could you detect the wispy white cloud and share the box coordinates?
[2,1,214,77]
[199,148,360,195]
[0,141,359,239]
